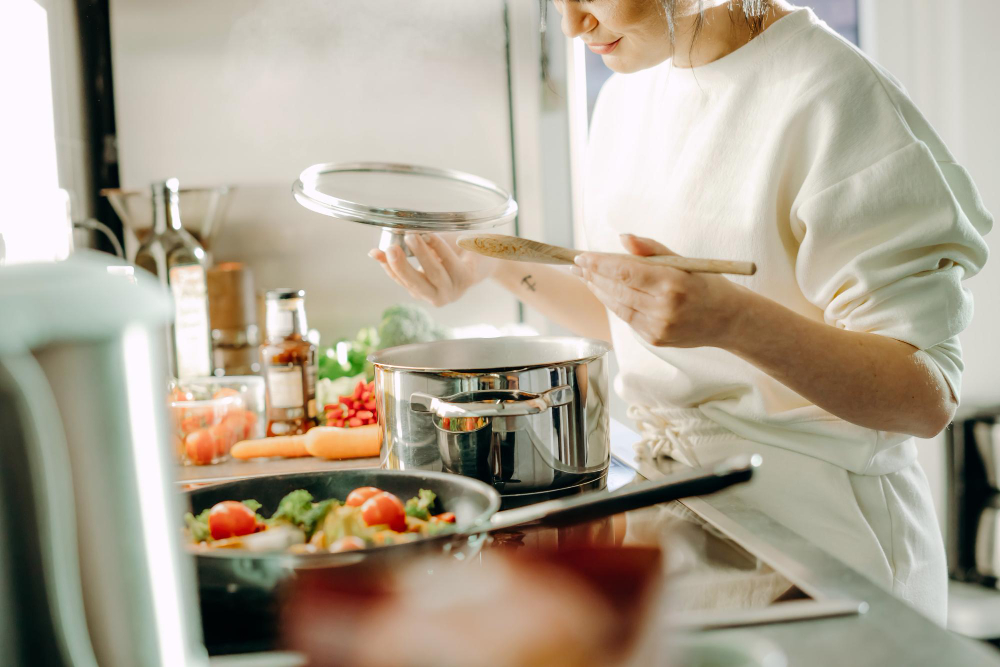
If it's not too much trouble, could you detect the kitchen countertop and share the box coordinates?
[203,421,1000,666]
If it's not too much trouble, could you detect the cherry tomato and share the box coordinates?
[208,501,258,540]
[433,512,456,523]
[180,415,204,435]
[328,536,366,553]
[345,486,383,507]
[185,429,217,464]
[360,492,406,532]
[209,421,235,457]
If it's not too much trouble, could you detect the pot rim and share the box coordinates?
[368,335,611,372]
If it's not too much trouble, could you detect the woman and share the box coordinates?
[370,1,991,622]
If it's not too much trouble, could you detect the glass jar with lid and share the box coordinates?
[260,289,317,436]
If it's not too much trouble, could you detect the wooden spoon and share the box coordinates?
[457,233,756,276]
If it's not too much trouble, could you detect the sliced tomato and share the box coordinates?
[345,486,383,507]
[208,501,258,540]
[329,536,366,553]
[361,492,406,532]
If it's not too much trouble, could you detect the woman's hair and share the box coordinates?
[659,0,773,44]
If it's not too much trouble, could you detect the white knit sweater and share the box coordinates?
[584,7,991,476]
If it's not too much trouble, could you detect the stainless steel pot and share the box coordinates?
[370,336,611,493]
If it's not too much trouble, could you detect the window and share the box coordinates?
[0,0,71,265]
[584,1,860,121]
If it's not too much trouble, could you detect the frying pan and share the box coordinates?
[186,456,756,654]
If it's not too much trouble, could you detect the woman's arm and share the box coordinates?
[574,234,956,439]
[492,261,611,342]
[370,233,610,342]
[727,289,956,438]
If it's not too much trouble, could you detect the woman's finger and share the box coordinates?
[577,268,664,313]
[421,234,467,281]
[584,280,665,339]
[385,244,438,299]
[406,234,453,292]
[575,253,677,295]
[620,234,676,257]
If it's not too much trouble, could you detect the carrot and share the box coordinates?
[230,435,310,460]
[304,425,381,460]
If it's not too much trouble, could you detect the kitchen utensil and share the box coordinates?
[292,162,517,256]
[101,184,234,260]
[186,456,755,568]
[0,253,206,667]
[187,457,754,653]
[371,336,611,494]
[457,233,757,276]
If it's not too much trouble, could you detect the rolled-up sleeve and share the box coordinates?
[791,140,991,358]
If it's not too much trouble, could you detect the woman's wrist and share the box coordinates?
[714,282,768,354]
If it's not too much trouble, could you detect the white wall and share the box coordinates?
[110,0,521,339]
[860,0,1000,527]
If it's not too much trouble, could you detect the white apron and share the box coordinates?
[629,404,948,625]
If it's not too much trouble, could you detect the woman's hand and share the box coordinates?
[368,233,498,307]
[571,234,749,349]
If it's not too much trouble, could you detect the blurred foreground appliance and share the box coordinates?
[949,412,1000,584]
[0,253,206,666]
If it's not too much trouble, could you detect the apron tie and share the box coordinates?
[628,404,731,468]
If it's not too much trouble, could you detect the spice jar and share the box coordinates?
[260,289,318,436]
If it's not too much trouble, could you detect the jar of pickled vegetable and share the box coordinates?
[261,289,318,436]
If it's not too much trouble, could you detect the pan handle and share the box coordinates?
[481,454,760,533]
[409,385,573,419]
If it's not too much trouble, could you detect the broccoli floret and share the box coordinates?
[242,499,262,513]
[377,304,449,350]
[301,499,338,538]
[271,489,314,526]
[184,509,211,543]
[404,489,437,521]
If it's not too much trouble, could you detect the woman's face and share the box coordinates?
[552,0,673,73]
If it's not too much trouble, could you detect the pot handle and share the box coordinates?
[410,385,573,419]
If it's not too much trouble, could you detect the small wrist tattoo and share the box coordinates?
[521,275,536,292]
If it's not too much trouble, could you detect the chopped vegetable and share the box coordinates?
[404,489,437,521]
[360,492,407,532]
[184,487,453,553]
[346,486,383,507]
[185,509,211,543]
[329,536,366,553]
[272,489,315,526]
[208,501,259,540]
[301,498,338,538]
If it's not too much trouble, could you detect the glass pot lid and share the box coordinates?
[292,162,518,231]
